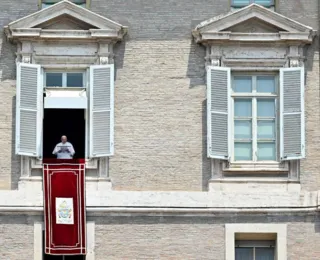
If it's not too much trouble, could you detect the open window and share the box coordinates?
[43,109,86,159]
[15,63,114,162]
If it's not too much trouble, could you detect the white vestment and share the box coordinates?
[52,142,75,159]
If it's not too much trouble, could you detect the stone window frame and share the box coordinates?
[225,223,287,260]
[5,0,127,189]
[34,221,95,260]
[192,3,315,180]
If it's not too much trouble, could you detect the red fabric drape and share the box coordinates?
[43,160,86,255]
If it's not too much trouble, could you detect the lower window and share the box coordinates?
[235,240,275,260]
[225,224,287,260]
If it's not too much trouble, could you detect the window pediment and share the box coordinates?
[192,3,315,44]
[5,0,127,42]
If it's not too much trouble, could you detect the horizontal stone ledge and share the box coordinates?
[0,206,319,216]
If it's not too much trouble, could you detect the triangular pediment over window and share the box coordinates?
[192,4,315,44]
[5,0,127,42]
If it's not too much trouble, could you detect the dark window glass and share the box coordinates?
[256,247,275,260]
[67,73,83,87]
[235,248,254,260]
[46,73,63,87]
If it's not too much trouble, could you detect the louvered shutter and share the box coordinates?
[207,66,231,160]
[280,67,305,160]
[16,63,42,157]
[89,64,114,157]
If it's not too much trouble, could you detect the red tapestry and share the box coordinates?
[43,159,86,255]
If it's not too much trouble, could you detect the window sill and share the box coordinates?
[30,158,98,169]
[223,161,289,173]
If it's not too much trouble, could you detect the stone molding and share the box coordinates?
[192,3,316,44]
[4,0,127,42]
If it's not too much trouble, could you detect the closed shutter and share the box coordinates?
[207,66,231,160]
[89,64,114,157]
[280,67,305,160]
[16,63,42,157]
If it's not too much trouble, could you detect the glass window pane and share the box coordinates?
[255,247,275,260]
[67,73,83,87]
[46,73,63,87]
[254,0,273,6]
[235,99,252,117]
[235,247,254,260]
[235,142,252,161]
[233,76,252,93]
[232,0,251,7]
[42,0,60,3]
[42,0,85,3]
[235,120,252,139]
[257,142,276,161]
[257,99,275,117]
[257,120,275,139]
[257,76,275,93]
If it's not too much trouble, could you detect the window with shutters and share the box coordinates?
[16,63,114,161]
[232,74,278,162]
[207,67,305,171]
[40,0,88,9]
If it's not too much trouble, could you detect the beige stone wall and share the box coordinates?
[300,51,320,191]
[110,40,209,191]
[94,214,320,260]
[0,216,34,259]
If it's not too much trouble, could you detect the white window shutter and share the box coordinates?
[280,67,305,161]
[89,64,114,158]
[16,63,42,157]
[207,66,231,160]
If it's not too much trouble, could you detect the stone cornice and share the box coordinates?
[0,187,318,213]
[4,0,127,43]
[192,3,315,44]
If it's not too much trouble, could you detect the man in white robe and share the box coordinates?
[52,135,75,159]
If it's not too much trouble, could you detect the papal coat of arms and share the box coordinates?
[56,197,74,225]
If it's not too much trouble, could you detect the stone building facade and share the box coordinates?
[0,0,319,259]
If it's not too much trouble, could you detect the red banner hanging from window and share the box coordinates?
[43,160,86,255]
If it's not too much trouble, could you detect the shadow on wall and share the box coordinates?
[0,32,16,81]
[201,100,211,191]
[304,33,319,74]
[187,20,207,88]
[113,36,127,78]
[11,96,20,190]
[93,213,320,226]
[187,21,211,190]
